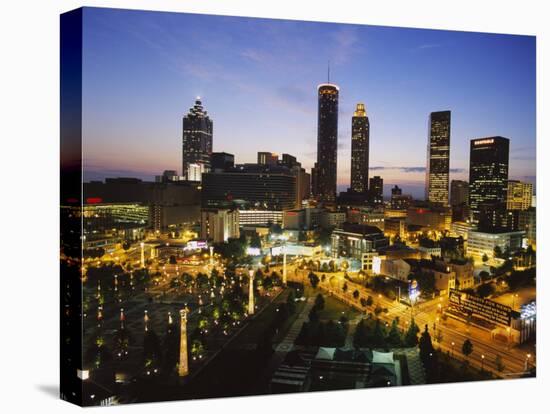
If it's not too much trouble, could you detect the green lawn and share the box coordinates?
[304,286,361,321]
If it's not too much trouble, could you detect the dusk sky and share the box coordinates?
[82,7,536,198]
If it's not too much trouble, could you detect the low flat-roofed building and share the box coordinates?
[466,229,525,261]
[331,223,389,260]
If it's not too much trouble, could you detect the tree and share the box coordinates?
[479,270,491,281]
[476,283,495,298]
[342,282,348,293]
[386,319,402,347]
[461,339,473,361]
[308,272,320,288]
[250,233,262,249]
[372,319,387,348]
[353,289,360,300]
[403,318,420,347]
[366,296,374,307]
[314,293,325,311]
[169,255,177,265]
[418,325,435,364]
[493,245,503,259]
[482,253,489,263]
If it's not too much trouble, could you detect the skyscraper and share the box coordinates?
[425,111,451,205]
[350,103,370,194]
[450,180,469,206]
[469,136,510,222]
[316,82,339,203]
[369,176,383,204]
[182,97,213,181]
[450,179,470,222]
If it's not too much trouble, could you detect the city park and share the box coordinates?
[78,227,536,402]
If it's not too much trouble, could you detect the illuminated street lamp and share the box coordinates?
[451,341,455,357]
[248,269,255,316]
[481,354,485,371]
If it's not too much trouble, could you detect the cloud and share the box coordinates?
[240,48,270,64]
[369,166,466,174]
[330,27,360,65]
[411,43,442,52]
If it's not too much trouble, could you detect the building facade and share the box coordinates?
[350,103,370,194]
[426,111,451,205]
[201,209,240,243]
[201,164,296,211]
[466,230,524,260]
[316,83,339,202]
[182,98,213,180]
[331,224,389,260]
[507,180,533,210]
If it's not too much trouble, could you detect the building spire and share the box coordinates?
[327,60,331,84]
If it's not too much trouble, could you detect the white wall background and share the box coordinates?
[0,1,547,413]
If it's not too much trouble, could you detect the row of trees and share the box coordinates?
[295,294,348,347]
[353,317,420,349]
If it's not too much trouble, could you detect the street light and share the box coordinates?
[451,341,455,357]
[481,354,485,371]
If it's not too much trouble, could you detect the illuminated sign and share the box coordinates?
[86,197,103,204]
[247,247,261,256]
[449,289,512,326]
[409,279,419,301]
[473,139,495,146]
[185,240,208,250]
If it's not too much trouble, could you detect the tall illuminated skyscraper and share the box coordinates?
[350,103,370,194]
[469,136,510,222]
[316,81,339,203]
[425,111,451,205]
[182,97,213,181]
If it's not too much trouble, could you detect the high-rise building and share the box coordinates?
[469,136,510,222]
[507,180,533,210]
[257,152,279,166]
[391,185,402,197]
[369,176,383,204]
[426,111,451,205]
[211,152,234,172]
[316,82,339,202]
[350,103,370,194]
[390,185,412,210]
[311,163,319,197]
[182,98,213,181]
[450,180,469,206]
[450,179,469,222]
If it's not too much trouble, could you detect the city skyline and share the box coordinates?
[82,7,536,198]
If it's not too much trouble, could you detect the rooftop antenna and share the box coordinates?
[327,60,331,84]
